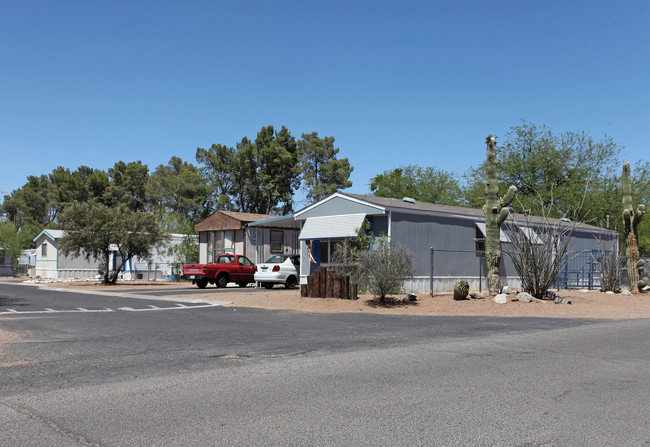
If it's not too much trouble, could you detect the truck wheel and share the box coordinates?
[284,276,297,289]
[216,275,228,288]
[196,279,208,289]
[263,283,274,289]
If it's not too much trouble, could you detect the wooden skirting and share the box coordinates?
[300,266,358,300]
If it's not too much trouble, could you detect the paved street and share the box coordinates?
[1,282,649,446]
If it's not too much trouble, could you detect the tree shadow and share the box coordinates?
[364,296,419,308]
[0,295,27,307]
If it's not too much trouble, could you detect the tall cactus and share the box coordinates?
[622,161,646,291]
[483,136,517,294]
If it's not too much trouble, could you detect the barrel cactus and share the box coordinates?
[622,162,647,292]
[454,280,470,300]
[483,136,517,294]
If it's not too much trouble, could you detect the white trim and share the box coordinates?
[294,192,385,219]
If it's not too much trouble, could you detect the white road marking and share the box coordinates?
[118,302,221,312]
[0,300,223,315]
[0,308,115,315]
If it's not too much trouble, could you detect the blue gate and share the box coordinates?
[554,250,600,289]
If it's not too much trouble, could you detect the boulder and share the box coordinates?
[493,294,507,304]
[469,291,485,300]
[516,292,534,303]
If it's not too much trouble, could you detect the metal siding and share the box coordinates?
[569,229,614,252]
[390,212,478,277]
[369,215,389,234]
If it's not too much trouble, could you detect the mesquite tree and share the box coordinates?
[483,136,517,294]
[622,161,647,291]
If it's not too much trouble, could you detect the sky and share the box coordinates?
[1,0,648,205]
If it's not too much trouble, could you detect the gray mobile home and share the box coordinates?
[294,192,618,292]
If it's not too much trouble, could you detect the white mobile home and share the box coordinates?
[33,230,193,280]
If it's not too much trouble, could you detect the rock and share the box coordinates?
[501,286,513,294]
[544,290,558,300]
[406,293,417,302]
[554,296,562,304]
[516,292,533,303]
[493,294,507,304]
[622,289,633,296]
[469,291,485,300]
[605,291,615,295]
[643,286,650,293]
[579,289,590,293]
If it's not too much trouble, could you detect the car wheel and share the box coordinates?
[285,276,297,289]
[216,275,228,288]
[263,282,274,289]
[196,279,208,289]
[238,282,248,288]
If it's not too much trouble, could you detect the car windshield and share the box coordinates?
[265,255,289,264]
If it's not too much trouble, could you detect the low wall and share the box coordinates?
[34,268,98,280]
[403,276,522,294]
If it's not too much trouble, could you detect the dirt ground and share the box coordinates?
[8,277,650,320]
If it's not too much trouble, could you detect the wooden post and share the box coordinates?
[312,270,318,297]
[350,282,358,300]
[319,267,327,298]
[333,276,341,299]
[326,269,334,297]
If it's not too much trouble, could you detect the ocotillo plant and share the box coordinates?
[622,161,646,291]
[483,136,517,294]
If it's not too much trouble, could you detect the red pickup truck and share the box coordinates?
[182,254,256,289]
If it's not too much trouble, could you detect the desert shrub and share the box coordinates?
[598,237,623,293]
[504,215,575,299]
[354,239,415,301]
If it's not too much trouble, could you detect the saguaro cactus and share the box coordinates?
[622,161,647,292]
[483,136,517,294]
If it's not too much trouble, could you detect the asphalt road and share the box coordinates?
[1,282,649,446]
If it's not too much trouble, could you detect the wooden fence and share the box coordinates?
[300,266,358,300]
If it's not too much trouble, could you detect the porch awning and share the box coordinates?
[298,213,366,240]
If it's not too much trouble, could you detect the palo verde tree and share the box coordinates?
[370,165,464,206]
[462,121,623,226]
[0,221,31,276]
[483,136,517,294]
[59,202,168,284]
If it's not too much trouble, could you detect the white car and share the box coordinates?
[254,254,300,289]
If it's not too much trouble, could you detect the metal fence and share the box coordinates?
[420,248,622,292]
[122,261,180,281]
[554,250,601,289]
